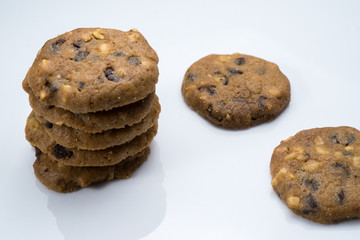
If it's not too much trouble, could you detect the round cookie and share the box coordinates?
[181,53,290,129]
[271,127,360,224]
[25,112,158,166]
[34,147,150,193]
[26,28,159,113]
[34,96,160,150]
[24,79,156,133]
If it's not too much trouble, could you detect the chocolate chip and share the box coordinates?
[35,147,42,158]
[207,105,223,122]
[213,71,222,75]
[45,122,53,129]
[221,77,229,85]
[343,151,352,156]
[45,82,51,88]
[337,188,345,204]
[345,134,355,146]
[51,39,66,52]
[74,51,89,62]
[73,40,83,49]
[128,56,141,66]
[333,162,350,178]
[104,67,121,82]
[186,73,197,82]
[113,52,125,57]
[307,193,318,209]
[258,96,267,110]
[48,105,55,109]
[198,85,216,96]
[329,133,340,144]
[45,82,58,93]
[234,57,245,65]
[53,144,73,159]
[234,98,247,103]
[228,69,243,75]
[78,82,85,89]
[304,177,319,191]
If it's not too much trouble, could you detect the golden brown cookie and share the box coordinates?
[25,28,159,113]
[33,147,150,193]
[23,79,156,133]
[271,127,360,224]
[182,53,290,129]
[34,96,160,150]
[25,112,158,166]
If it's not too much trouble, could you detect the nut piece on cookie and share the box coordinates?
[181,53,290,129]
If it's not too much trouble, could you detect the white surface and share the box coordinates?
[1,0,360,239]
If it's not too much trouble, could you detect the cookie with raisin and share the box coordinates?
[33,147,150,193]
[271,127,360,224]
[25,28,159,113]
[181,53,290,129]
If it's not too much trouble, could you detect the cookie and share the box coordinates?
[24,79,156,133]
[34,147,150,193]
[34,96,160,150]
[181,53,290,129]
[271,127,360,224]
[26,112,158,166]
[25,28,159,113]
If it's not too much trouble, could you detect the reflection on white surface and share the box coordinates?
[36,142,166,240]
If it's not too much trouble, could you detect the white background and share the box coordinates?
[1,0,360,239]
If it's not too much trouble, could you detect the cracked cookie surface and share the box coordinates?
[181,53,290,129]
[271,127,360,224]
[25,28,159,113]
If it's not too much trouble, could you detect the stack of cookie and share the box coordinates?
[22,28,160,193]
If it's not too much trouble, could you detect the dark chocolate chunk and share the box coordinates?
[329,133,340,144]
[304,177,319,191]
[128,56,141,66]
[221,77,229,85]
[73,40,83,49]
[343,151,352,156]
[187,73,197,82]
[45,82,51,88]
[51,39,66,52]
[104,67,121,82]
[113,52,125,57]
[78,82,85,89]
[213,71,222,75]
[333,162,350,178]
[74,51,89,62]
[228,69,243,75]
[35,147,42,158]
[307,193,318,209]
[198,85,216,96]
[207,105,223,122]
[45,82,58,93]
[258,96,267,110]
[234,98,247,103]
[48,105,55,109]
[234,57,245,65]
[337,188,345,204]
[53,144,73,159]
[345,134,355,146]
[45,122,53,129]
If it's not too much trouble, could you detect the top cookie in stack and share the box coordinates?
[23,28,160,192]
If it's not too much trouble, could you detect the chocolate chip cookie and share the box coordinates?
[26,112,158,166]
[24,79,156,133]
[34,96,160,150]
[34,147,150,193]
[182,53,290,129]
[25,28,159,113]
[271,127,360,224]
